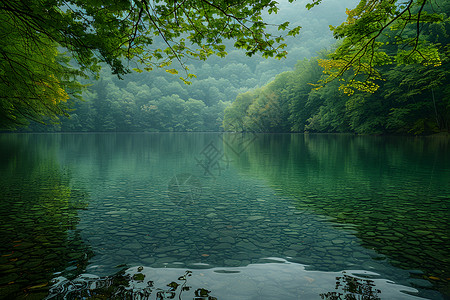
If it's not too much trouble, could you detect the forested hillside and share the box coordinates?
[17,0,449,135]
[224,1,450,135]
[23,0,358,132]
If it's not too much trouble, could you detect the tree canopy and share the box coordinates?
[1,0,447,130]
[317,0,448,94]
[0,0,302,129]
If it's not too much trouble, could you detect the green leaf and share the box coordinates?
[278,22,289,31]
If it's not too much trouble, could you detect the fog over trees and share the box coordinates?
[2,0,448,134]
[19,0,359,132]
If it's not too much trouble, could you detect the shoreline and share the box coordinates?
[1,131,449,137]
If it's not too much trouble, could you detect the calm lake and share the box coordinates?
[0,133,449,299]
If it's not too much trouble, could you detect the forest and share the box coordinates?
[1,0,449,134]
[223,1,450,135]
[224,0,450,135]
[1,2,450,299]
[18,0,353,133]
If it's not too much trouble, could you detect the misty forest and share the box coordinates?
[0,0,449,299]
[2,0,449,134]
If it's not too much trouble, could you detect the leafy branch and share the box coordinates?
[317,0,444,95]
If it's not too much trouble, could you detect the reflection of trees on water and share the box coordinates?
[47,267,383,300]
[46,268,217,300]
[320,271,381,300]
[224,133,450,294]
[0,134,92,298]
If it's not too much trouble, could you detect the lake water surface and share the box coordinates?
[0,133,449,299]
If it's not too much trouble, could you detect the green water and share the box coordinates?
[0,133,448,299]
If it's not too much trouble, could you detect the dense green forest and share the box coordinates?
[2,0,449,134]
[223,1,450,135]
[21,0,357,132]
[1,0,307,130]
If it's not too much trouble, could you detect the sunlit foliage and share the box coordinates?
[317,0,447,94]
[0,10,84,129]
